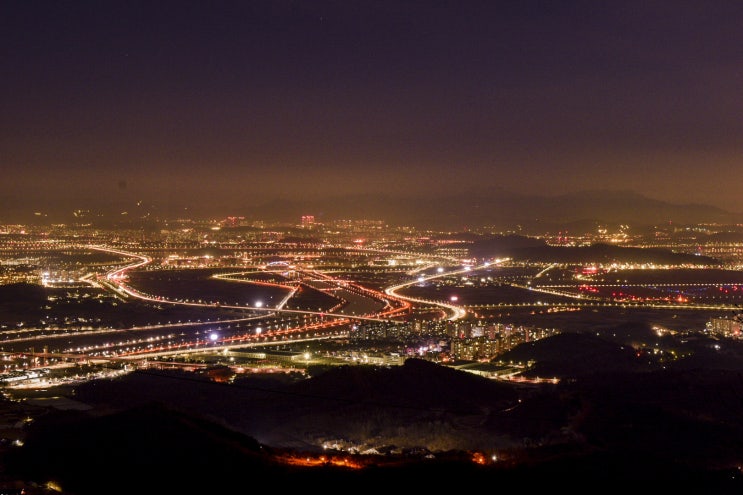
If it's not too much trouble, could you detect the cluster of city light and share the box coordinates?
[8,226,743,401]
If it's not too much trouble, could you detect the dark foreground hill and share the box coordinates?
[5,397,742,495]
[3,355,743,494]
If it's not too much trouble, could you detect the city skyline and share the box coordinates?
[2,216,743,493]
[3,1,743,221]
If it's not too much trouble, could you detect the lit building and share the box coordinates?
[301,215,315,228]
[709,318,742,339]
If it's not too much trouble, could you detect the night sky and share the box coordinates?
[3,1,743,221]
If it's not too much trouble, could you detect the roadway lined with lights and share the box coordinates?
[32,244,737,365]
[53,245,414,361]
[6,239,743,379]
[464,301,743,312]
[92,245,411,320]
[384,259,509,321]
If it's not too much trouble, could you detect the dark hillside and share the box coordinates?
[497,332,651,378]
[4,317,743,493]
[467,236,720,265]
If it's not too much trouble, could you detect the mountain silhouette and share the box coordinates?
[4,189,739,231]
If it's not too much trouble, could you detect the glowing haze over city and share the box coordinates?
[3,1,743,223]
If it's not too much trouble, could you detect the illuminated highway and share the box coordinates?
[384,259,509,321]
[13,245,413,362]
[89,245,409,321]
[5,239,740,372]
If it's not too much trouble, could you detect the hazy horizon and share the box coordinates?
[4,1,743,220]
[2,187,741,231]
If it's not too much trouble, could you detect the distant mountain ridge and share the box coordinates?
[204,189,741,230]
[4,189,739,231]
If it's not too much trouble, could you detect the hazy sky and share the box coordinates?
[3,0,743,219]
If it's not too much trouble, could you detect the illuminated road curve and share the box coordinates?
[384,259,510,321]
[0,245,484,366]
[88,245,401,323]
